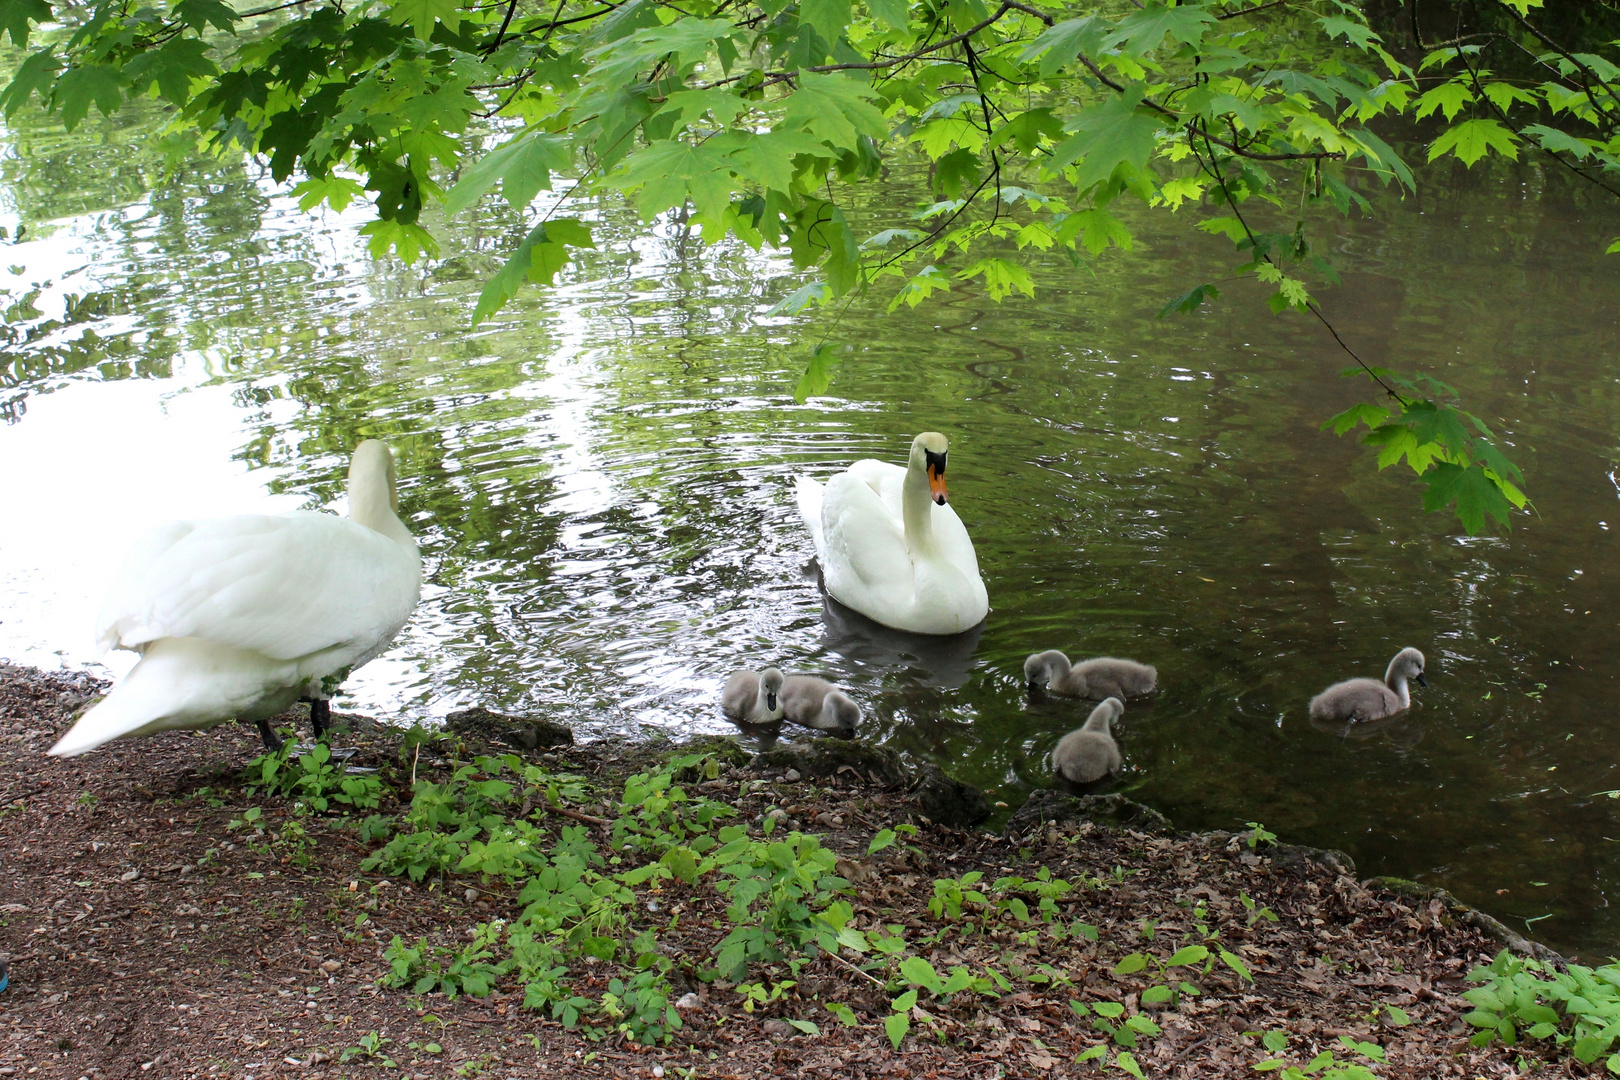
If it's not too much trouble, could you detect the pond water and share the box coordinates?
[1,101,1619,957]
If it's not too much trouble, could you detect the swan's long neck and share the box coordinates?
[1043,652,1072,682]
[902,451,936,557]
[1384,659,1411,709]
[349,451,415,548]
[1083,708,1114,733]
[755,683,774,715]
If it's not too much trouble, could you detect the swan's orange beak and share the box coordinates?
[928,463,948,505]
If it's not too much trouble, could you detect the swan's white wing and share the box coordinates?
[795,476,827,561]
[99,511,420,662]
[819,472,914,615]
[95,520,198,652]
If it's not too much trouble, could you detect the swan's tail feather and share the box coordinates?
[794,475,826,560]
[49,681,169,756]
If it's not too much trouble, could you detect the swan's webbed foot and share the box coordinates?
[255,717,284,753]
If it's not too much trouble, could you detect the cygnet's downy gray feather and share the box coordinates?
[722,667,786,725]
[1051,697,1125,784]
[779,675,861,737]
[1024,650,1157,699]
[1308,647,1427,724]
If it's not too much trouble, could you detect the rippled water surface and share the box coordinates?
[2,103,1619,956]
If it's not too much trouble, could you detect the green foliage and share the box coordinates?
[382,921,504,998]
[2,0,1586,529]
[1463,949,1620,1068]
[244,740,386,813]
[1252,1035,1385,1079]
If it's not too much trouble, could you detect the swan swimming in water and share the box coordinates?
[1051,697,1125,784]
[49,441,421,757]
[1024,650,1156,700]
[1308,647,1427,724]
[795,432,988,636]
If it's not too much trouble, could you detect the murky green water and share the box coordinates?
[2,98,1619,956]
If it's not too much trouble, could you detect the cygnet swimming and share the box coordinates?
[1308,647,1427,724]
[721,667,786,725]
[1051,697,1125,784]
[779,675,861,737]
[1024,650,1156,700]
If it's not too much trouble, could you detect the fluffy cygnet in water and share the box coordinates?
[1024,650,1156,700]
[1051,697,1125,784]
[721,667,786,725]
[1308,647,1427,724]
[779,675,861,737]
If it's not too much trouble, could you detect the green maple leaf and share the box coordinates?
[957,257,1034,301]
[714,130,828,192]
[1318,14,1380,49]
[616,139,733,220]
[1103,2,1216,55]
[387,0,461,41]
[1050,88,1162,193]
[173,0,238,33]
[1429,119,1519,166]
[0,47,60,117]
[1021,16,1106,79]
[470,219,593,325]
[887,265,950,312]
[0,0,50,48]
[794,342,839,403]
[1522,123,1595,160]
[1422,462,1515,534]
[55,64,126,131]
[782,72,887,150]
[123,37,218,107]
[866,0,908,31]
[800,0,851,49]
[1414,81,1473,122]
[445,131,571,216]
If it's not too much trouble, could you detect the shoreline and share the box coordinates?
[0,661,1575,1078]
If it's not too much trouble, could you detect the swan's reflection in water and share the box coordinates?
[1308,709,1427,752]
[815,589,985,689]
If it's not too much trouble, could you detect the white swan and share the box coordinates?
[795,432,988,636]
[48,441,421,757]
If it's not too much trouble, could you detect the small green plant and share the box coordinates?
[382,922,505,999]
[1463,949,1620,1068]
[600,969,681,1045]
[246,741,385,812]
[339,1031,396,1067]
[1243,822,1279,849]
[1253,1035,1385,1079]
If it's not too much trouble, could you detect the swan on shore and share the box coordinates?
[48,441,421,757]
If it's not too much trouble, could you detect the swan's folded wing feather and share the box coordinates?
[100,512,420,661]
[820,473,912,602]
[95,520,198,652]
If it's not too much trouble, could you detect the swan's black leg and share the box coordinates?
[310,698,330,742]
[255,718,284,753]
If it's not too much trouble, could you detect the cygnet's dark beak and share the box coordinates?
[767,692,778,711]
[1027,680,1042,695]
[1415,672,1428,688]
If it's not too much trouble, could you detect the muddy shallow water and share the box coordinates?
[0,102,1618,954]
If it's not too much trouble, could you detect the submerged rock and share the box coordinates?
[1005,789,1173,835]
[752,739,908,784]
[446,706,574,749]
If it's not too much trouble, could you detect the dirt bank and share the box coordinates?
[0,662,1571,1078]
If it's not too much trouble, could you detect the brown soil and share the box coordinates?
[0,662,1575,1079]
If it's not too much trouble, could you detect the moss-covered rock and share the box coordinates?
[445,706,574,749]
[911,762,990,828]
[1005,789,1173,835]
[1366,876,1565,965]
[751,739,908,784]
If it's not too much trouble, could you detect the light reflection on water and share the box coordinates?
[0,116,1617,954]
